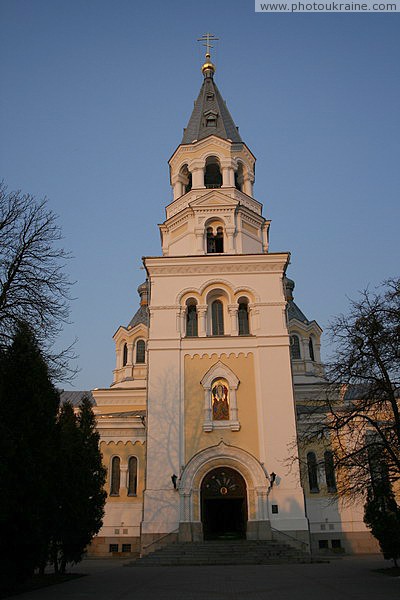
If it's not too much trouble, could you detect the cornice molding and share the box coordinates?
[99,432,146,441]
[146,262,285,276]
[149,305,178,311]
[166,186,262,220]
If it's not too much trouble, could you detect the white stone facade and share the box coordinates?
[89,58,378,557]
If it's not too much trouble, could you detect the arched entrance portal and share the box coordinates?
[201,467,247,540]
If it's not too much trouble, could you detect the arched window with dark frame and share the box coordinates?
[235,162,244,191]
[324,451,337,492]
[204,156,222,188]
[238,298,250,335]
[136,339,146,364]
[290,335,301,359]
[309,337,315,361]
[215,227,224,253]
[110,456,120,496]
[211,300,224,336]
[206,225,224,253]
[206,227,216,253]
[307,451,319,493]
[180,164,192,194]
[127,456,138,496]
[185,172,192,194]
[122,343,128,366]
[186,300,198,337]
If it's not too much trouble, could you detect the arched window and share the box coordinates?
[309,337,315,361]
[204,156,222,188]
[186,300,198,337]
[206,226,224,253]
[180,164,192,194]
[238,298,250,335]
[307,452,319,493]
[135,340,145,364]
[211,300,224,336]
[110,456,120,496]
[235,162,244,191]
[185,172,192,194]
[290,335,301,359]
[127,456,138,496]
[206,227,216,253]
[122,343,128,366]
[215,227,224,253]
[211,379,230,421]
[324,451,337,492]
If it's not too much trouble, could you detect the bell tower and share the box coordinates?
[161,48,269,258]
[141,40,309,550]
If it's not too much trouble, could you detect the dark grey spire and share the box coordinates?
[182,61,242,145]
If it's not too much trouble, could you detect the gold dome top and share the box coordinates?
[201,52,216,75]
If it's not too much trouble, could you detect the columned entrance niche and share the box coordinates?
[178,441,272,542]
[201,467,247,540]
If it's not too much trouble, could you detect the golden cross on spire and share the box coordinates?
[197,33,219,58]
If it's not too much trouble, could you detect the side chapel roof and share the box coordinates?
[284,277,310,324]
[127,281,149,328]
[60,390,96,406]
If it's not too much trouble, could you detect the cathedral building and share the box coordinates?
[80,48,378,557]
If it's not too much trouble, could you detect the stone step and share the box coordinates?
[144,547,302,555]
[137,556,305,563]
[128,540,311,566]
[142,547,302,556]
[141,541,300,550]
[131,557,310,566]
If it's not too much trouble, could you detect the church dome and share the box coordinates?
[283,277,295,301]
[126,281,150,329]
[137,281,149,297]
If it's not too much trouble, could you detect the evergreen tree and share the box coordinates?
[77,395,107,552]
[0,323,59,589]
[364,483,400,567]
[50,401,82,573]
[51,397,106,573]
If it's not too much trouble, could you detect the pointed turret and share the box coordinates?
[182,52,242,144]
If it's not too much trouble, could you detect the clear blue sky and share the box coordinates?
[1,1,399,390]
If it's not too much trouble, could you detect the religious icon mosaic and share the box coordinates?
[211,378,229,420]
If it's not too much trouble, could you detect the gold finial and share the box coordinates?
[197,33,219,76]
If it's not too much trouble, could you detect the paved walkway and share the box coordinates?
[14,555,399,600]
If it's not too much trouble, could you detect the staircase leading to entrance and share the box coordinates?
[127,540,312,566]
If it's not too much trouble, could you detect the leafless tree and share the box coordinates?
[298,278,400,500]
[0,182,76,380]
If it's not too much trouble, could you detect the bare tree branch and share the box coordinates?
[0,182,77,380]
[298,278,400,501]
